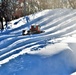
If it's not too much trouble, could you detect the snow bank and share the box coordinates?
[27,43,71,56]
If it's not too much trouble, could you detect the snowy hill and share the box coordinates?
[0,9,76,75]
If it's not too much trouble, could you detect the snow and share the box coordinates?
[71,72,76,75]
[0,9,76,75]
[27,43,71,56]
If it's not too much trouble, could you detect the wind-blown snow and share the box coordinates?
[0,9,76,75]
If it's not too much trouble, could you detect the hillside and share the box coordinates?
[0,9,76,75]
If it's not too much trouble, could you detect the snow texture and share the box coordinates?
[0,9,76,75]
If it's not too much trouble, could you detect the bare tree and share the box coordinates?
[1,0,74,19]
[68,0,76,9]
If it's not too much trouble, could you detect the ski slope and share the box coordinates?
[0,9,76,75]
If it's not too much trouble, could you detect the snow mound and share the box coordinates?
[28,43,71,56]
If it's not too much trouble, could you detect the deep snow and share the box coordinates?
[0,9,76,75]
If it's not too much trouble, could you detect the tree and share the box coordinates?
[1,0,75,20]
[68,0,76,9]
[0,0,12,20]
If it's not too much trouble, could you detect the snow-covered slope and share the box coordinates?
[0,9,76,75]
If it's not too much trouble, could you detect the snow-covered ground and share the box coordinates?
[0,9,76,75]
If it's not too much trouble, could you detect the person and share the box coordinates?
[25,16,30,23]
[0,16,4,30]
[0,8,4,30]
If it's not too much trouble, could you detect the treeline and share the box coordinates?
[0,0,76,19]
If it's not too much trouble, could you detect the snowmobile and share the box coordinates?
[22,25,44,35]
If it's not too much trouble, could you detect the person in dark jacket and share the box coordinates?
[0,9,4,30]
[26,16,30,23]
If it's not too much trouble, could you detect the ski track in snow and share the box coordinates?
[0,9,76,68]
